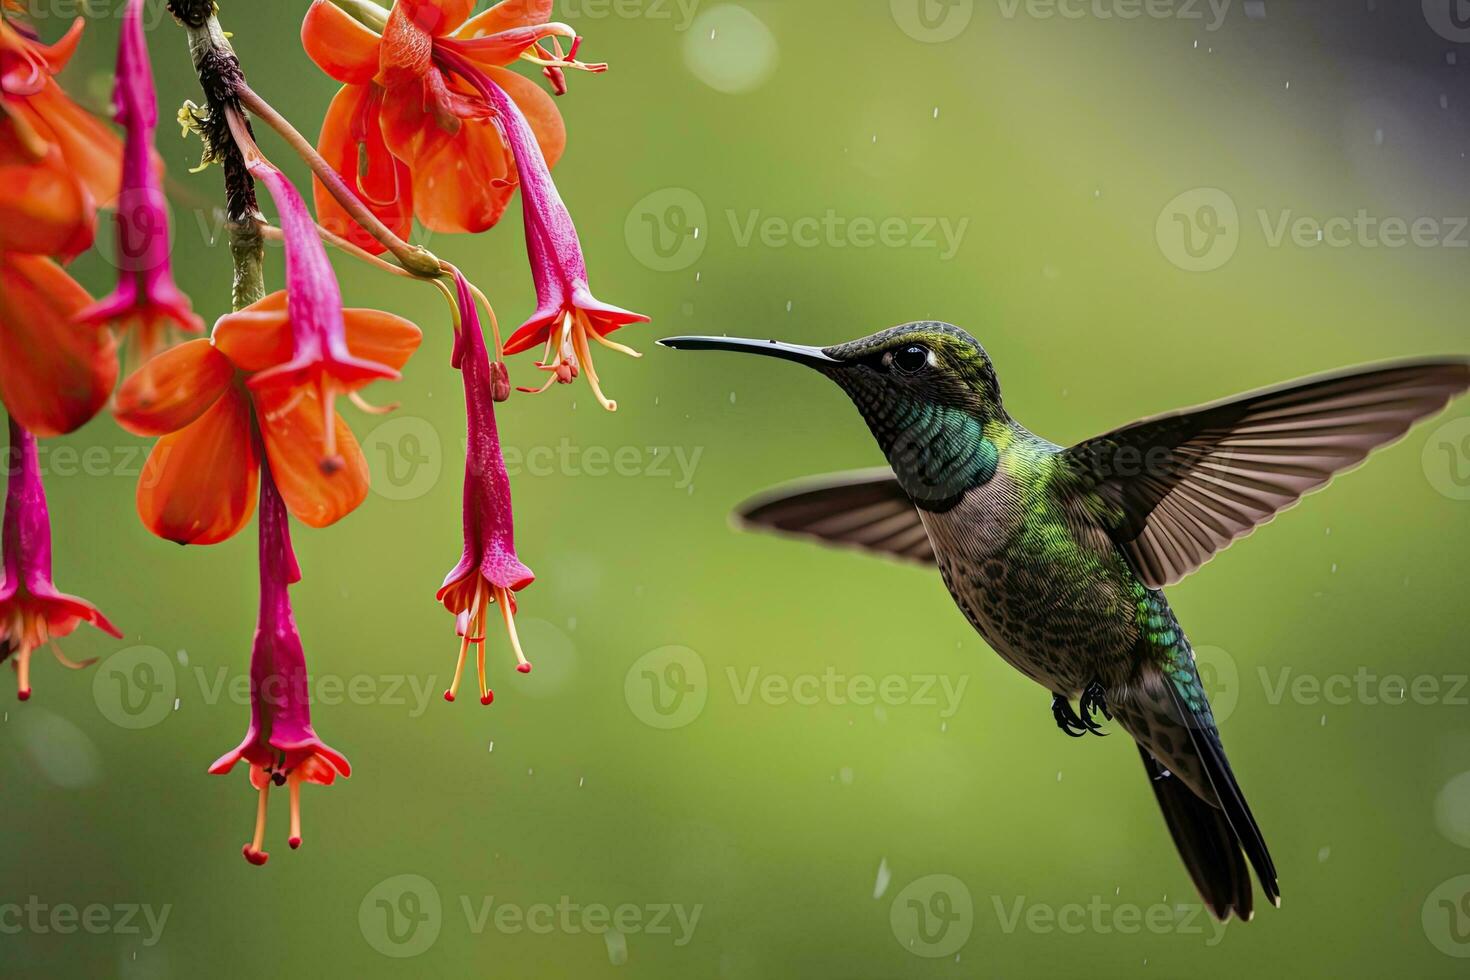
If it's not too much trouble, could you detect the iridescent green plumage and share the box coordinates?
[660,323,1470,921]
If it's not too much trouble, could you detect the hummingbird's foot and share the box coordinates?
[1080,680,1112,735]
[1051,694,1089,738]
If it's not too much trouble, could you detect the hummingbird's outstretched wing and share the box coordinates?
[734,468,936,565]
[1058,357,1470,588]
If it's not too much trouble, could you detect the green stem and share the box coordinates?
[168,2,265,312]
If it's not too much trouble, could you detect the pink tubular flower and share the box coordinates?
[209,460,350,865]
[436,271,533,705]
[433,47,648,411]
[227,110,404,471]
[75,0,202,365]
[0,414,121,700]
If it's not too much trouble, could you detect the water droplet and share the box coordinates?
[873,857,892,898]
[605,929,629,966]
[729,392,737,404]
[1317,846,1331,862]
[839,767,854,785]
[932,106,939,119]
[579,776,585,788]
[176,650,189,666]
[487,741,495,752]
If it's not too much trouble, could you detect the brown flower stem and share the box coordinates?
[235,84,442,279]
[166,0,264,312]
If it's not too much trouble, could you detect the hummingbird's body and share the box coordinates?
[660,323,1470,921]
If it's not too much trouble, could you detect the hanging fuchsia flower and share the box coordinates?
[436,47,647,411]
[0,415,121,700]
[437,271,533,705]
[239,137,406,471]
[209,461,350,865]
[75,0,202,367]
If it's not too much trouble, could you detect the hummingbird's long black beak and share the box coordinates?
[657,335,839,368]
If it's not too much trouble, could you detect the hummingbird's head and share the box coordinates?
[659,322,1006,507]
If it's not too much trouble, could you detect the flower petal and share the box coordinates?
[301,0,382,85]
[212,290,293,372]
[258,390,368,528]
[342,307,422,372]
[457,0,554,36]
[0,125,93,257]
[489,65,565,169]
[451,23,573,70]
[379,79,516,234]
[0,254,116,437]
[14,84,121,210]
[312,84,413,256]
[114,339,233,436]
[397,0,476,34]
[137,384,259,545]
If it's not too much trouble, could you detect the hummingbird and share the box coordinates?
[659,323,1470,921]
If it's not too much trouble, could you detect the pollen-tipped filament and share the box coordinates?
[519,309,640,412]
[241,761,308,865]
[443,578,531,706]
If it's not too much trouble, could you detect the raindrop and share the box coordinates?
[605,929,629,966]
[1317,846,1331,862]
[1373,128,1384,146]
[488,741,495,752]
[1441,94,1450,110]
[839,767,854,785]
[1057,771,1063,782]
[579,776,586,788]
[785,300,793,312]
[177,650,189,666]
[1331,563,1338,574]
[932,106,940,119]
[528,768,534,776]
[729,392,737,405]
[873,857,892,898]
[173,698,180,712]
[1319,714,1327,726]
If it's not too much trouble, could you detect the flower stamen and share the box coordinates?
[288,773,303,850]
[243,780,271,865]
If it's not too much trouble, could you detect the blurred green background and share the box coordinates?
[5,0,1470,976]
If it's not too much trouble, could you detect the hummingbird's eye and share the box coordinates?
[890,345,930,375]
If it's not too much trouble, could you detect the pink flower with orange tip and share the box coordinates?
[435,45,647,411]
[76,0,203,367]
[1,415,121,700]
[437,271,533,705]
[209,461,349,865]
[113,129,421,545]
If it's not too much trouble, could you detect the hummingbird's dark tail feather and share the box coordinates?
[1138,745,1254,921]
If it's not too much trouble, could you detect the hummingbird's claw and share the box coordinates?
[1080,680,1112,735]
[1051,693,1090,738]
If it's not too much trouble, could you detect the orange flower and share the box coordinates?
[0,11,123,436]
[114,291,421,545]
[300,0,597,251]
[0,253,117,437]
[0,13,121,254]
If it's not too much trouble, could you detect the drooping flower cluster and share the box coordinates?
[0,7,120,436]
[3,0,648,864]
